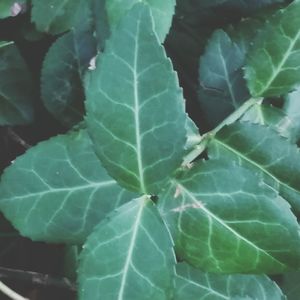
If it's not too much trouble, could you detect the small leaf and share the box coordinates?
[0,41,34,125]
[41,29,96,127]
[245,1,300,97]
[240,102,296,140]
[0,130,135,243]
[79,197,175,300]
[105,0,175,42]
[159,160,300,273]
[31,0,90,34]
[85,4,187,194]
[198,29,250,128]
[175,263,286,300]
[208,122,300,212]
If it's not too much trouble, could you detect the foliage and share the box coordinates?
[1,0,300,299]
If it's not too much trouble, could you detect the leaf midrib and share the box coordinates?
[117,199,145,300]
[256,27,300,96]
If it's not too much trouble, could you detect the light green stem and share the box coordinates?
[183,97,261,165]
[0,281,28,300]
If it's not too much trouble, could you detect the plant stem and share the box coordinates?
[183,97,261,165]
[0,281,28,300]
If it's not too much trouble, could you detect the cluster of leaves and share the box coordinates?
[1,0,300,299]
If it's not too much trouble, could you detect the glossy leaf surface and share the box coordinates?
[175,263,286,300]
[0,130,134,243]
[159,160,300,273]
[208,122,300,212]
[79,197,175,300]
[105,0,175,42]
[245,1,300,97]
[85,4,186,194]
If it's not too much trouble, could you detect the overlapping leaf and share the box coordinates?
[185,117,201,151]
[175,263,286,300]
[0,0,26,19]
[105,0,175,42]
[31,0,90,34]
[199,29,249,128]
[245,1,300,97]
[79,197,175,300]
[0,41,34,125]
[85,4,187,194]
[41,29,96,127]
[158,160,300,273]
[240,103,296,140]
[281,271,300,300]
[208,122,300,212]
[0,130,135,243]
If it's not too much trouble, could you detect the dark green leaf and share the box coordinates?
[159,160,300,273]
[199,29,249,128]
[175,263,286,300]
[208,122,300,212]
[105,0,175,42]
[85,4,187,194]
[240,103,296,140]
[31,0,91,34]
[281,271,300,300]
[0,0,26,19]
[0,130,135,243]
[245,1,300,97]
[41,29,96,127]
[79,197,175,300]
[0,41,34,125]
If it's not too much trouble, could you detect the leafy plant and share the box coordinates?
[1,0,300,299]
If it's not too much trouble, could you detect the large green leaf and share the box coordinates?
[208,122,300,212]
[31,0,90,34]
[79,197,175,300]
[0,129,135,243]
[175,263,286,300]
[198,29,249,128]
[158,160,300,273]
[0,41,34,125]
[105,0,175,42]
[85,4,187,194]
[41,29,96,127]
[245,1,300,97]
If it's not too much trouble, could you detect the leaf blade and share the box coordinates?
[0,129,135,243]
[85,4,187,194]
[79,197,175,300]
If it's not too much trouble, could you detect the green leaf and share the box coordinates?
[31,0,91,34]
[245,1,300,97]
[281,271,300,300]
[85,4,187,194]
[158,160,300,273]
[79,197,175,300]
[175,263,286,300]
[41,29,96,127]
[240,102,296,140]
[198,29,250,128]
[185,117,201,151]
[208,122,300,212]
[0,41,34,125]
[284,87,300,142]
[0,129,135,243]
[105,0,175,42]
